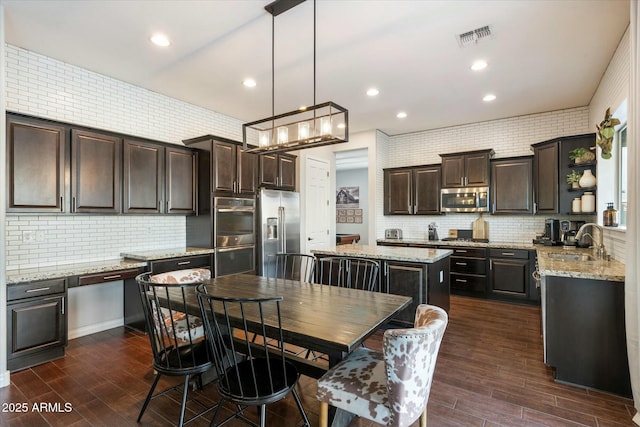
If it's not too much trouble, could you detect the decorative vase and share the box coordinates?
[581,192,595,213]
[579,169,596,188]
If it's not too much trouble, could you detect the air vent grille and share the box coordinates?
[457,25,493,47]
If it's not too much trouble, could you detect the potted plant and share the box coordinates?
[566,170,581,189]
[596,107,621,159]
[569,147,595,164]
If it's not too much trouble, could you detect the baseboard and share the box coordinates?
[68,318,124,340]
[0,370,10,388]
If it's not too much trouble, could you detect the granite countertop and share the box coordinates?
[536,246,625,282]
[120,247,215,261]
[377,238,535,250]
[6,259,147,285]
[312,244,452,263]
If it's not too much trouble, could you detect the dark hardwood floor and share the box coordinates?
[0,295,635,427]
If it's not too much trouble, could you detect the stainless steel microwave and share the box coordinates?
[440,187,489,212]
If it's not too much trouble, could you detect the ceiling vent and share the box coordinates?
[457,25,493,48]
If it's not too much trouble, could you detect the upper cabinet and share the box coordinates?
[7,115,67,213]
[259,153,296,191]
[532,141,559,214]
[491,156,534,214]
[183,135,258,202]
[123,139,164,214]
[211,139,257,195]
[440,149,494,188]
[7,113,197,215]
[165,146,197,214]
[70,129,122,213]
[532,134,596,215]
[123,139,196,214]
[384,164,441,215]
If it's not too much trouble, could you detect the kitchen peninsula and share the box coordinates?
[311,245,451,325]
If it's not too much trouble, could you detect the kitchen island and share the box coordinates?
[536,246,630,397]
[312,244,451,325]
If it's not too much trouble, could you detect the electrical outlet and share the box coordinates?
[36,230,45,241]
[22,230,36,243]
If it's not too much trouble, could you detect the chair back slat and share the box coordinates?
[268,253,315,282]
[315,257,380,291]
[196,285,295,402]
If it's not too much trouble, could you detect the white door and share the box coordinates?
[305,157,331,252]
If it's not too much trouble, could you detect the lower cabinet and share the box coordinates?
[545,276,631,397]
[7,279,67,371]
[447,246,488,296]
[488,248,537,303]
[383,258,450,326]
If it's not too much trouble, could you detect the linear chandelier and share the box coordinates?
[243,0,349,154]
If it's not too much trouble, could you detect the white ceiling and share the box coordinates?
[1,0,630,137]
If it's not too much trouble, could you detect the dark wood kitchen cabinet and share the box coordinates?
[123,139,164,213]
[71,129,122,213]
[383,164,441,215]
[6,115,67,212]
[183,135,257,197]
[259,153,296,190]
[488,248,536,303]
[532,140,559,214]
[7,278,67,371]
[440,149,493,188]
[491,156,534,214]
[383,257,450,326]
[447,246,487,296]
[532,134,596,215]
[165,146,197,214]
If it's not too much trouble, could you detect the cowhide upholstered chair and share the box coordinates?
[317,304,448,427]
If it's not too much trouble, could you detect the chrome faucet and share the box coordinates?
[575,222,606,259]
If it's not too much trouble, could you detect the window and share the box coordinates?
[618,125,627,227]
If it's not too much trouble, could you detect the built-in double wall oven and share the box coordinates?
[214,196,256,276]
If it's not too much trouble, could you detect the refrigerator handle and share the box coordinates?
[278,206,285,253]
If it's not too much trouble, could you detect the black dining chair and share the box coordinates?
[315,256,381,292]
[268,253,316,282]
[136,270,217,427]
[196,284,311,427]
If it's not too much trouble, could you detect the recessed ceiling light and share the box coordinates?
[366,88,379,97]
[150,33,171,47]
[483,94,497,102]
[397,112,407,119]
[299,105,307,111]
[243,78,257,88]
[471,60,488,71]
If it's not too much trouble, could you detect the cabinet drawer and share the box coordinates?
[450,273,486,292]
[451,257,486,275]
[8,278,66,302]
[78,268,144,286]
[489,248,530,260]
[150,254,212,274]
[447,247,487,258]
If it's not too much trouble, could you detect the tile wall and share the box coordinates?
[4,45,243,269]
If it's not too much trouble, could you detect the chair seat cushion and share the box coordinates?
[317,347,390,425]
[158,307,205,342]
[149,268,211,284]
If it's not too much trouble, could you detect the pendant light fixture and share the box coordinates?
[243,0,349,153]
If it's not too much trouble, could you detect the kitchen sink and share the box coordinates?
[547,253,595,261]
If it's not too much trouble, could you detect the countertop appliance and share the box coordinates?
[541,218,562,245]
[441,187,489,213]
[258,189,300,276]
[385,228,403,239]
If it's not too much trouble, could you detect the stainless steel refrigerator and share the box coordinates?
[258,189,300,276]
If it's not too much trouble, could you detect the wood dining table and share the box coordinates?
[179,273,412,378]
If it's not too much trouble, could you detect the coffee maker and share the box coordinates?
[543,219,561,245]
